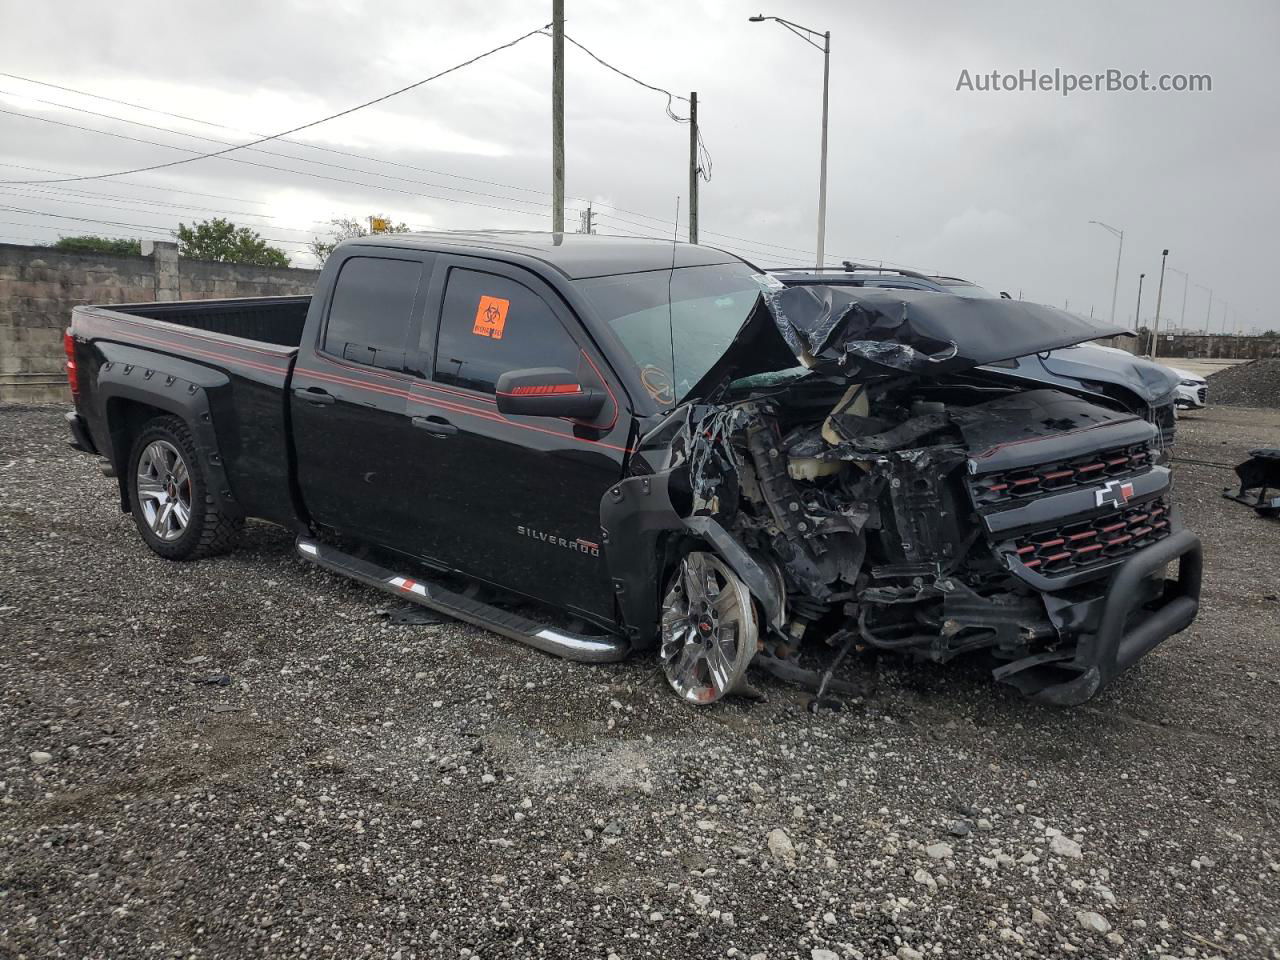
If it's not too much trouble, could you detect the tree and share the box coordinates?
[308,215,408,265]
[175,218,290,267]
[51,235,142,256]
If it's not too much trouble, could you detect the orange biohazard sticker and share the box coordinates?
[472,295,509,339]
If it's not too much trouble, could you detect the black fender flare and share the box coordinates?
[600,471,784,647]
[94,350,242,519]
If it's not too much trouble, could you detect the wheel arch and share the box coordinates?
[98,372,240,521]
[600,471,784,649]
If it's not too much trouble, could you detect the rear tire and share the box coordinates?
[127,415,241,560]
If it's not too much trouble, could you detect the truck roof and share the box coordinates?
[341,230,747,280]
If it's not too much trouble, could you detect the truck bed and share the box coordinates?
[105,295,311,347]
[70,296,310,530]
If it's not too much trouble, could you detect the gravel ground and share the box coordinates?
[1207,360,1280,409]
[1,402,1278,960]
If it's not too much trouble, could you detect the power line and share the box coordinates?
[0,106,815,263]
[0,68,787,258]
[0,222,154,246]
[0,87,576,214]
[0,183,447,245]
[592,212,809,265]
[0,63,703,226]
[0,160,272,206]
[0,183,327,231]
[0,108,589,223]
[0,203,314,248]
[0,60,896,268]
[0,70,583,203]
[0,26,551,186]
[560,32,711,182]
[0,44,715,221]
[590,215,817,268]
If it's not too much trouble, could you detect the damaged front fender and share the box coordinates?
[599,469,785,647]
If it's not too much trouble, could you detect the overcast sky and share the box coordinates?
[0,0,1275,332]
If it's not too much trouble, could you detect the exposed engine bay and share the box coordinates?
[603,284,1202,708]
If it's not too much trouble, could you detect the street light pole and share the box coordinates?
[751,14,831,269]
[817,30,830,269]
[1088,220,1124,324]
[1151,248,1169,358]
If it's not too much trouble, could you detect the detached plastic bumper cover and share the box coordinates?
[65,411,96,454]
[1027,528,1202,706]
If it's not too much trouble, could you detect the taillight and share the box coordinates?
[63,329,79,398]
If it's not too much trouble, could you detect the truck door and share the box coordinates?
[402,257,631,623]
[291,251,432,546]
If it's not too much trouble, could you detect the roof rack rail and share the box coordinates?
[764,262,934,281]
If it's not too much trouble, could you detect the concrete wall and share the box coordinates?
[0,241,318,402]
[1094,332,1280,360]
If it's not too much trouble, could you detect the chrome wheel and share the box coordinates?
[135,439,192,542]
[660,552,757,704]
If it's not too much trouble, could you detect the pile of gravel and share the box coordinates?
[1207,359,1280,408]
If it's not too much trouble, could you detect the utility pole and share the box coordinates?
[1135,272,1146,348]
[578,204,594,234]
[1168,267,1189,334]
[551,0,565,234]
[688,91,699,244]
[1088,221,1124,324]
[1151,248,1168,358]
[1204,287,1213,336]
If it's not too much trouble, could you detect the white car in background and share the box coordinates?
[1168,366,1208,409]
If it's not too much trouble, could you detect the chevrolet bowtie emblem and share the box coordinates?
[1095,479,1136,509]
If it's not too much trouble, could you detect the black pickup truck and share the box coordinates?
[64,231,1202,706]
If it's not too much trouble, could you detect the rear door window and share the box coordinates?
[433,267,581,393]
[324,256,425,371]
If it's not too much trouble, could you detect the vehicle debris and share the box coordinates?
[192,672,232,686]
[1224,448,1280,517]
[384,605,449,625]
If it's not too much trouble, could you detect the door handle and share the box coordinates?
[293,386,335,406]
[412,415,457,437]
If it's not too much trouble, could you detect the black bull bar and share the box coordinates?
[1024,528,1202,706]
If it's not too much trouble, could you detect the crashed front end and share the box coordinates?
[603,285,1201,706]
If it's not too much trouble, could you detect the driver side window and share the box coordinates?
[432,268,581,393]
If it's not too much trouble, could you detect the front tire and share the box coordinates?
[127,416,241,560]
[659,551,758,704]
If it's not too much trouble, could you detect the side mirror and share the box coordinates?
[495,367,605,419]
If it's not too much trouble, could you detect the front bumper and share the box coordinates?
[998,528,1202,706]
[1175,384,1207,408]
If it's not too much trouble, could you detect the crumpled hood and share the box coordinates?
[1037,343,1181,400]
[684,284,1133,401]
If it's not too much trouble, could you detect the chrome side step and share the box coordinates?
[295,537,630,664]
